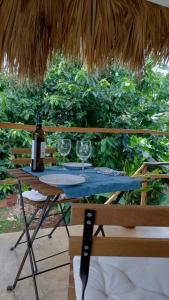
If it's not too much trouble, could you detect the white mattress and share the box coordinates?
[73,226,169,300]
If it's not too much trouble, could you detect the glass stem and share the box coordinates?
[82,160,84,175]
[62,155,65,170]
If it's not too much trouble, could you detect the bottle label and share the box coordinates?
[31,140,35,159]
[40,142,45,158]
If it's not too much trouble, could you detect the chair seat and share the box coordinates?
[73,255,169,300]
[22,189,70,206]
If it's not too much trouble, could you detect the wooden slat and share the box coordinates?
[145,174,169,179]
[71,204,169,226]
[17,177,63,196]
[0,122,169,136]
[11,148,55,154]
[11,157,56,165]
[69,236,169,257]
[11,148,31,154]
[11,158,32,165]
[140,164,148,205]
[7,169,32,177]
[24,183,62,196]
[0,179,18,185]
[141,181,147,205]
[6,168,63,196]
[18,177,63,196]
[29,185,62,197]
[135,174,169,179]
[17,177,42,184]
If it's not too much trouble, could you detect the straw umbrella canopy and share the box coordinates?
[0,0,169,82]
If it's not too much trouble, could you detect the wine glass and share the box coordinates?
[57,139,71,169]
[76,140,92,176]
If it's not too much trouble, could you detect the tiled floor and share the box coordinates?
[0,227,72,300]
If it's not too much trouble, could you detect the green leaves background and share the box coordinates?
[0,56,169,202]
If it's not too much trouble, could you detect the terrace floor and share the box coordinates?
[0,226,78,300]
[2,224,169,300]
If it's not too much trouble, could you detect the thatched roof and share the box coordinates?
[1,0,169,81]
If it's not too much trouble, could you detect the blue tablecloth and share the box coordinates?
[22,166,141,198]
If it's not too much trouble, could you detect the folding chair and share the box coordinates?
[69,203,169,300]
[7,169,73,300]
[9,147,72,250]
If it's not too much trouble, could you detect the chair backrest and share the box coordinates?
[70,203,169,258]
[11,147,56,166]
[69,204,169,300]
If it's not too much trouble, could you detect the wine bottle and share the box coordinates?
[31,114,45,172]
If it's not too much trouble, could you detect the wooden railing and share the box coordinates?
[0,122,169,136]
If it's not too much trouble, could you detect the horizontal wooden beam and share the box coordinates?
[11,157,56,165]
[148,174,169,179]
[69,236,169,257]
[71,204,169,226]
[0,179,18,185]
[0,122,169,136]
[11,147,55,154]
[0,122,35,131]
[134,174,169,179]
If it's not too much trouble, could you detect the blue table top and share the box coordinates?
[22,166,141,198]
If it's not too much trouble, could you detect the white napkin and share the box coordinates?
[22,189,47,201]
[95,167,124,176]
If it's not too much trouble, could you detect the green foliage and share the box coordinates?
[0,208,23,233]
[0,56,169,203]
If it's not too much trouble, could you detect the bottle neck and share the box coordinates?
[36,123,42,129]
[35,114,42,128]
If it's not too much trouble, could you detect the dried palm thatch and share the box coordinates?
[0,0,169,82]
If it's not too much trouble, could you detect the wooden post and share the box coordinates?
[141,164,148,205]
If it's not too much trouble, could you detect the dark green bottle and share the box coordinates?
[31,114,45,172]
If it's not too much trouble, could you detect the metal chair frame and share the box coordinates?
[7,180,70,300]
